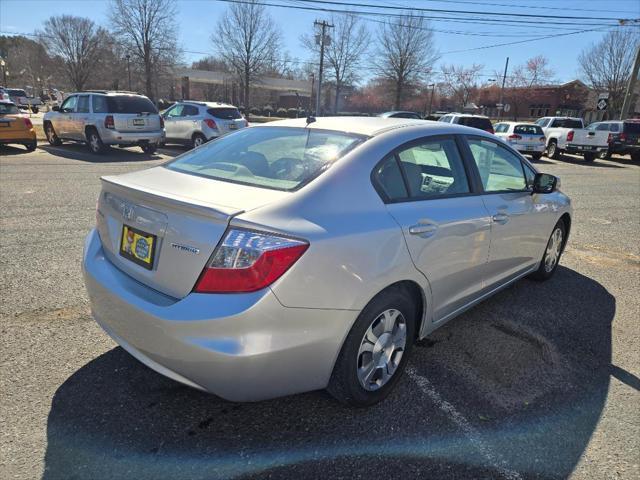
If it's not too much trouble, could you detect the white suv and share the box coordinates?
[162,101,248,149]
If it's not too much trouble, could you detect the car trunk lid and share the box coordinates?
[113,112,162,133]
[96,167,289,298]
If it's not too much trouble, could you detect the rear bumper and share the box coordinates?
[566,144,607,154]
[99,128,165,145]
[514,144,545,154]
[82,228,356,401]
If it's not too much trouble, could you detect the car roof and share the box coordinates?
[497,121,539,126]
[378,111,419,116]
[70,91,146,97]
[180,100,237,109]
[253,116,487,137]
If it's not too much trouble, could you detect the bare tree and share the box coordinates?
[38,16,107,91]
[109,0,179,99]
[579,30,639,117]
[215,0,281,112]
[302,14,369,113]
[511,55,554,89]
[374,14,438,110]
[441,63,484,110]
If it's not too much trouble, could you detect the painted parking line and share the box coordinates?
[406,367,523,480]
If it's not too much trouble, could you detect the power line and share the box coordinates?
[405,0,640,15]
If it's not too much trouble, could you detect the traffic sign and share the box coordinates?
[597,98,608,111]
[503,103,511,113]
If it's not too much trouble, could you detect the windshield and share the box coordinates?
[166,127,366,191]
[514,125,543,135]
[552,119,583,129]
[8,89,27,97]
[459,117,492,130]
[106,95,158,114]
[0,103,19,115]
[623,122,640,134]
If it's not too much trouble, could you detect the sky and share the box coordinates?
[1,0,639,85]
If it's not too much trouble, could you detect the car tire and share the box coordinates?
[531,152,543,161]
[44,122,62,146]
[32,107,39,114]
[24,142,37,152]
[141,144,158,154]
[530,219,566,281]
[631,152,640,162]
[598,149,612,160]
[583,152,595,162]
[547,140,560,159]
[327,285,417,407]
[191,133,207,149]
[86,129,105,154]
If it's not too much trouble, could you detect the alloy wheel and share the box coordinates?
[544,227,563,272]
[357,308,407,391]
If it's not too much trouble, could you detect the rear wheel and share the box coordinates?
[86,129,105,154]
[141,144,157,154]
[45,123,62,146]
[631,152,640,162]
[547,140,560,159]
[24,141,37,152]
[530,220,566,281]
[327,286,416,407]
[191,133,206,149]
[583,152,595,162]
[598,148,612,160]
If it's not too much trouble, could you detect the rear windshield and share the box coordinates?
[207,107,242,119]
[166,127,365,191]
[105,95,158,114]
[8,89,27,97]
[623,122,640,134]
[458,117,492,130]
[0,103,19,114]
[514,125,543,135]
[552,119,583,129]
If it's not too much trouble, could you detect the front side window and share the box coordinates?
[595,123,610,131]
[60,96,77,112]
[467,138,526,192]
[396,138,470,198]
[182,105,199,116]
[167,127,365,191]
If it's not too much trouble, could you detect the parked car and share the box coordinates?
[43,91,165,154]
[493,122,546,160]
[535,116,585,159]
[562,122,611,162]
[0,100,36,151]
[162,101,248,148]
[438,113,494,134]
[0,87,10,101]
[5,88,42,113]
[83,117,571,406]
[378,111,423,120]
[587,120,640,161]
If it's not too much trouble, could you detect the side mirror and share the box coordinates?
[52,105,60,112]
[532,173,558,194]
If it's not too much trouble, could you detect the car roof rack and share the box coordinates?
[82,90,141,95]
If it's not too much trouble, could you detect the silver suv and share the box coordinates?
[43,91,165,154]
[162,101,248,148]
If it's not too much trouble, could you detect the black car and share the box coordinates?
[606,120,640,161]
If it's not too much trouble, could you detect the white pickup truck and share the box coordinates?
[536,116,611,162]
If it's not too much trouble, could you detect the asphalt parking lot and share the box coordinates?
[0,142,638,480]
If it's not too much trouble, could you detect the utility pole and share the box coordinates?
[498,56,509,119]
[126,54,132,91]
[427,83,436,117]
[620,45,640,120]
[314,19,333,116]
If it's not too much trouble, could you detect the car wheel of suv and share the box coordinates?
[583,152,595,162]
[45,123,62,146]
[141,144,157,154]
[87,129,105,154]
[192,133,206,149]
[327,285,416,407]
[530,220,566,281]
[598,148,612,160]
[547,140,560,159]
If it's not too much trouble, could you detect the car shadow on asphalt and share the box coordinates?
[38,144,173,163]
[0,145,33,156]
[556,154,624,168]
[42,267,615,480]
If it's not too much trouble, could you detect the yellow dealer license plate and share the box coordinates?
[120,225,156,270]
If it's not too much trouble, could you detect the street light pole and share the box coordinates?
[126,54,132,91]
[427,83,435,117]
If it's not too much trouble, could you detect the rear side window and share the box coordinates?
[623,122,640,134]
[514,125,543,135]
[459,117,492,131]
[106,95,158,114]
[76,95,90,113]
[92,95,109,113]
[182,105,199,116]
[207,108,242,119]
[467,138,526,192]
[374,155,409,201]
[609,123,620,133]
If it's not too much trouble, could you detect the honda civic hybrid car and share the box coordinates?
[83,117,571,406]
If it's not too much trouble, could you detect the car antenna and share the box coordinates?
[306,115,316,126]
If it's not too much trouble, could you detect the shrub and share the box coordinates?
[276,107,287,117]
[249,107,260,115]
[262,105,274,116]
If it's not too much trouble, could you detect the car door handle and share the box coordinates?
[409,223,438,237]
[492,213,510,224]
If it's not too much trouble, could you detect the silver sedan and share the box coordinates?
[83,117,572,406]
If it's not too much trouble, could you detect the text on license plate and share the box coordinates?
[228,123,237,130]
[133,118,145,126]
[120,225,156,270]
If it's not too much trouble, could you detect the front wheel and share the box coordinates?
[598,148,612,160]
[327,286,416,407]
[87,129,105,154]
[631,151,640,162]
[530,220,566,281]
[45,123,62,146]
[583,152,595,162]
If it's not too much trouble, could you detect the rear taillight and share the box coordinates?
[159,115,164,128]
[567,130,574,142]
[539,136,546,142]
[607,133,613,143]
[204,118,217,129]
[619,132,627,142]
[486,127,494,134]
[194,229,309,293]
[23,118,33,129]
[104,115,115,129]
[507,134,521,141]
